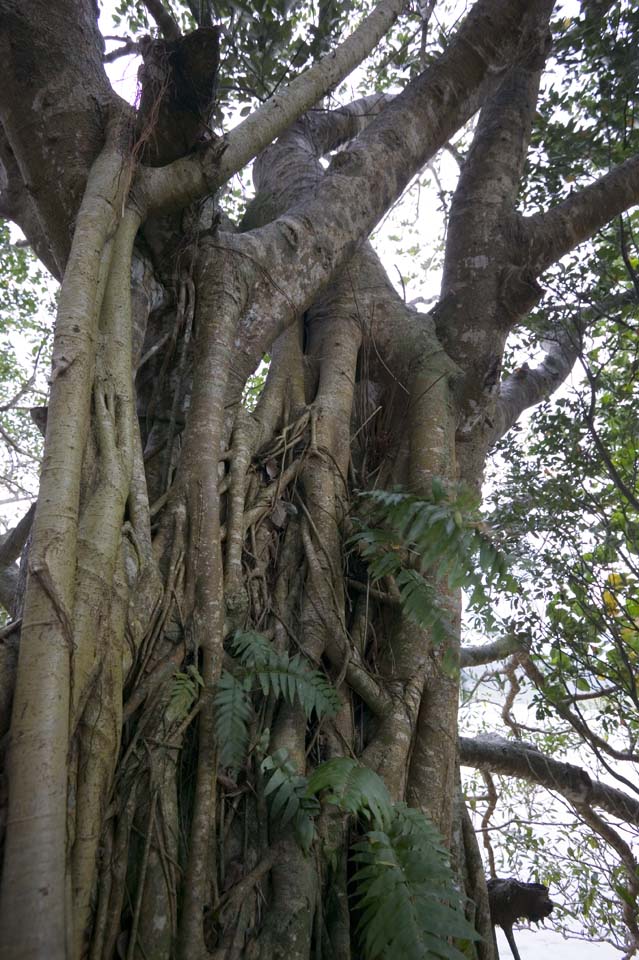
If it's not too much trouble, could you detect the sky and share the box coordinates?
[497,926,615,959]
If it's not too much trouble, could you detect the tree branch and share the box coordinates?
[142,0,533,215]
[199,0,536,379]
[523,656,639,767]
[484,289,639,448]
[141,0,181,40]
[459,734,639,826]
[141,0,405,212]
[486,326,579,447]
[0,125,61,278]
[0,504,35,569]
[0,0,119,271]
[461,633,525,668]
[525,153,639,275]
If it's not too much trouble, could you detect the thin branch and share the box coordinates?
[140,0,181,41]
[104,39,140,63]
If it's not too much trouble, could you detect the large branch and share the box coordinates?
[0,505,35,614]
[525,153,639,274]
[481,289,638,448]
[460,734,639,826]
[461,633,525,667]
[441,1,552,304]
[140,0,405,212]
[0,0,118,272]
[214,0,536,378]
[0,127,60,278]
[485,326,579,447]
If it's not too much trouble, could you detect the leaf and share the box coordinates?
[231,631,340,719]
[214,671,252,771]
[167,669,201,724]
[306,757,392,829]
[261,749,319,847]
[351,805,479,960]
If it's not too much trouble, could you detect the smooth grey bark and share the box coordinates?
[460,734,639,826]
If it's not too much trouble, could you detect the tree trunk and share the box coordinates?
[2,1,639,958]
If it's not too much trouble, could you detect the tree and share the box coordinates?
[0,0,638,958]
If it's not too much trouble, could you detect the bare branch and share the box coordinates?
[460,734,639,826]
[0,125,60,278]
[525,153,639,275]
[461,633,525,667]
[0,0,118,272]
[486,325,579,448]
[523,657,639,767]
[142,0,534,214]
[141,0,181,41]
[103,39,140,63]
[0,504,35,568]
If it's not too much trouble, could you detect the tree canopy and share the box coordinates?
[0,1,638,959]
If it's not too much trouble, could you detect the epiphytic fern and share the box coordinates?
[261,755,478,959]
[352,804,480,960]
[214,631,339,773]
[350,483,515,641]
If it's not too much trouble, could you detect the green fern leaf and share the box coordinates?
[231,631,340,719]
[214,670,252,771]
[306,757,392,829]
[262,749,319,850]
[167,666,203,723]
[352,805,479,960]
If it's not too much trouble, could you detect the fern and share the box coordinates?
[352,805,480,960]
[231,631,341,718]
[306,757,392,829]
[167,665,203,724]
[213,672,252,770]
[261,749,319,851]
[214,632,340,772]
[262,755,479,957]
[350,485,515,637]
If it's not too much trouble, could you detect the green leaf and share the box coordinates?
[214,671,252,771]
[231,631,340,719]
[351,805,479,960]
[306,757,392,829]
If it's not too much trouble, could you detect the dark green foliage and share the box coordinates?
[350,484,515,643]
[213,630,340,771]
[168,664,204,723]
[259,754,477,957]
[261,748,319,851]
[231,630,341,716]
[352,807,479,960]
[213,670,253,769]
[306,756,392,828]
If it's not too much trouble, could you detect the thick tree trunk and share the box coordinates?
[2,1,639,958]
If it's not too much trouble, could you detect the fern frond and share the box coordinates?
[213,670,252,771]
[231,631,340,719]
[350,486,516,636]
[261,748,319,851]
[167,665,203,724]
[352,804,479,960]
[306,757,392,829]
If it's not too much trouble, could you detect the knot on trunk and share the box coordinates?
[487,877,554,928]
[135,27,220,166]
